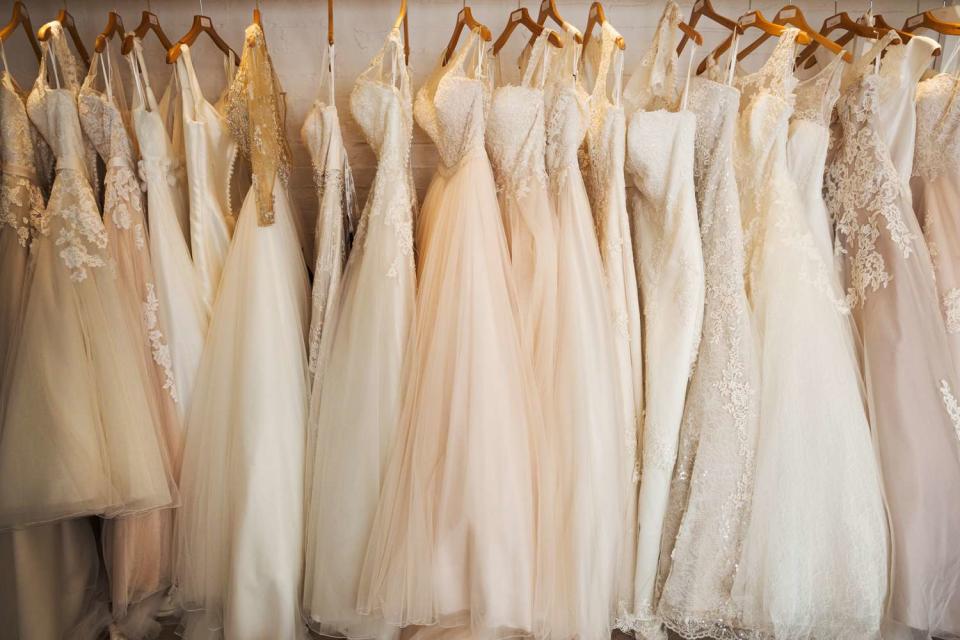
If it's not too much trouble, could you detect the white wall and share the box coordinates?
[3,0,955,224]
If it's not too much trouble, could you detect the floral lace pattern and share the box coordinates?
[940,379,960,443]
[144,283,178,403]
[1,74,46,245]
[914,73,960,183]
[50,173,109,282]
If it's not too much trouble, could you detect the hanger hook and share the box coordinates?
[834,0,838,15]
[199,0,204,16]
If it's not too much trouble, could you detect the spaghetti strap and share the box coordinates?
[317,42,336,105]
[178,45,205,115]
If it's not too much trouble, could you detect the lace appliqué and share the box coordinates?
[52,175,109,282]
[914,74,960,183]
[1,175,44,246]
[143,283,178,403]
[942,289,960,334]
[939,379,960,442]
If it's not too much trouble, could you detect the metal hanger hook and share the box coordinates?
[199,0,204,16]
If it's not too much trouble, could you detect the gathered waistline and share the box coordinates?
[436,145,488,178]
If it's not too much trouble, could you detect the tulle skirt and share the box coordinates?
[302,157,415,640]
[357,148,542,639]
[533,170,627,640]
[731,189,888,640]
[175,185,309,640]
[0,168,177,530]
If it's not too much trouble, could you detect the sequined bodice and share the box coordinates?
[415,30,490,171]
[351,28,412,170]
[486,32,552,196]
[914,72,960,183]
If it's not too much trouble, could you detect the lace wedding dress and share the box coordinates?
[0,21,176,530]
[79,45,183,631]
[357,29,542,639]
[175,23,310,640]
[654,69,760,640]
[0,48,103,640]
[301,40,358,383]
[914,54,960,374]
[175,44,237,310]
[722,29,887,639]
[825,32,960,640]
[127,37,208,420]
[302,28,414,640]
[579,20,644,623]
[621,3,704,633]
[532,19,627,640]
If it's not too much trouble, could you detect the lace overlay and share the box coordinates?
[144,282,178,403]
[225,24,291,226]
[1,75,46,245]
[914,73,960,183]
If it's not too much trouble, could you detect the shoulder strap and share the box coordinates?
[521,29,551,88]
[178,45,204,114]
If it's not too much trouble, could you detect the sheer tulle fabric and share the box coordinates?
[358,31,542,639]
[825,39,960,640]
[302,30,414,640]
[730,31,887,639]
[655,76,760,639]
[127,38,208,422]
[0,25,176,530]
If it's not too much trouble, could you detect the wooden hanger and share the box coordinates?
[327,0,334,46]
[678,0,736,55]
[795,12,884,69]
[698,10,811,75]
[442,5,491,66]
[38,8,90,67]
[737,5,852,64]
[121,9,173,56]
[904,10,960,37]
[532,0,583,46]
[872,14,915,44]
[94,10,125,53]
[582,2,625,50]
[0,1,42,61]
[394,0,410,65]
[166,13,239,65]
[493,7,561,55]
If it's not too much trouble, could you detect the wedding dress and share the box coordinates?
[127,37,208,421]
[302,28,414,640]
[175,23,310,640]
[78,45,183,629]
[534,19,627,640]
[825,32,960,640]
[0,22,176,530]
[579,20,644,623]
[357,28,542,639]
[301,40,358,381]
[728,29,888,640]
[621,3,704,633]
[0,48,103,640]
[175,43,237,310]
[654,68,760,640]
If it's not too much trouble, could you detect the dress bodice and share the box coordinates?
[793,53,844,128]
[486,30,552,196]
[622,0,682,114]
[78,52,135,172]
[414,29,491,171]
[736,28,800,151]
[686,77,740,232]
[543,23,589,180]
[351,27,412,170]
[914,71,960,184]
[1,71,45,244]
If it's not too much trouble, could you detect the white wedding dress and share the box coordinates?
[175,44,237,310]
[579,20,644,623]
[655,67,760,640]
[175,23,310,640]
[825,32,960,640]
[622,3,705,633]
[302,27,414,640]
[730,29,887,639]
[128,37,208,421]
[301,40,358,381]
[0,22,176,530]
[535,19,627,640]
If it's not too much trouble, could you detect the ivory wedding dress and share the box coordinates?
[175,23,310,640]
[127,37,208,421]
[175,44,237,310]
[79,46,183,630]
[914,52,960,372]
[622,3,704,633]
[655,68,760,640]
[534,20,627,640]
[302,28,414,640]
[0,47,103,640]
[825,32,960,640]
[725,29,886,639]
[579,20,644,623]
[0,22,176,530]
[358,29,542,639]
[301,40,358,381]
